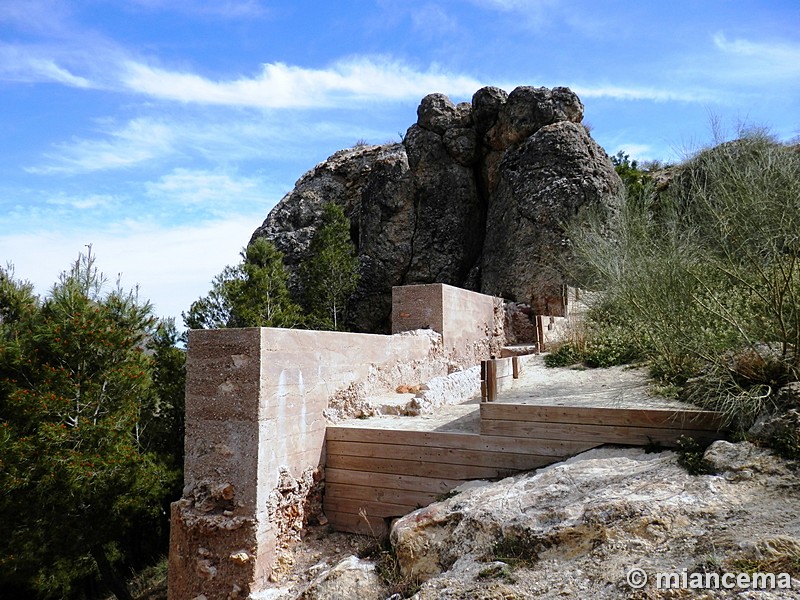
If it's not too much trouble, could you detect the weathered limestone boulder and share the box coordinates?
[295,556,384,600]
[251,85,621,332]
[389,443,800,599]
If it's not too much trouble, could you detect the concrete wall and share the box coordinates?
[170,284,506,599]
[169,326,448,599]
[169,328,265,600]
[392,283,501,364]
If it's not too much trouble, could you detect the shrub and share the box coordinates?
[567,131,800,425]
[675,436,716,475]
[544,315,639,369]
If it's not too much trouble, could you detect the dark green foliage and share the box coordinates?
[489,531,540,569]
[0,253,181,599]
[300,202,360,331]
[476,562,516,583]
[142,319,186,468]
[183,237,303,329]
[543,344,582,367]
[771,427,800,461]
[675,435,716,475]
[544,316,639,369]
[611,150,651,200]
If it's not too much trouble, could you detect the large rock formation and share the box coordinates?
[251,86,621,332]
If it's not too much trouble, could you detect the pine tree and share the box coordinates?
[0,252,178,599]
[300,202,360,330]
[183,237,303,329]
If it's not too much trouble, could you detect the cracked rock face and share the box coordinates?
[251,85,621,332]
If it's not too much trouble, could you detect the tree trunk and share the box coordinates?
[91,545,134,600]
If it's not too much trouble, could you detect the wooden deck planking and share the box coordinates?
[326,454,521,480]
[481,403,726,430]
[325,468,463,495]
[480,418,723,446]
[326,440,563,470]
[323,510,388,536]
[325,400,729,535]
[324,497,419,519]
[324,482,441,507]
[326,426,600,457]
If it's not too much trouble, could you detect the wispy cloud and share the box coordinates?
[713,33,800,81]
[144,169,281,218]
[472,0,557,10]
[572,83,718,104]
[411,5,460,36]
[25,109,394,176]
[27,118,177,174]
[121,56,483,107]
[0,45,95,87]
[45,193,118,210]
[468,0,562,28]
[0,0,74,35]
[0,214,267,321]
[126,0,269,19]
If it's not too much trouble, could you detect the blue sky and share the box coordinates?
[2,0,799,324]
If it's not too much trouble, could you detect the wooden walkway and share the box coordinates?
[323,360,728,535]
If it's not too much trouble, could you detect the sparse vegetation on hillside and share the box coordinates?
[566,130,800,435]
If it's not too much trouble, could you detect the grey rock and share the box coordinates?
[485,85,583,150]
[417,93,458,135]
[251,86,621,332]
[481,121,621,313]
[389,444,800,599]
[295,555,384,600]
[471,86,508,136]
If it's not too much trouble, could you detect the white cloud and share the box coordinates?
[0,214,267,323]
[411,5,459,35]
[572,84,718,104]
[27,118,176,174]
[121,56,483,108]
[0,45,94,88]
[713,33,800,80]
[45,193,117,210]
[127,0,269,19]
[615,144,653,161]
[0,1,73,35]
[25,108,393,177]
[145,169,281,215]
[25,57,92,87]
[473,0,557,10]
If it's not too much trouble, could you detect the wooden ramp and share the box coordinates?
[324,401,727,535]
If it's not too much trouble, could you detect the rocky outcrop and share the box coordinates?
[389,442,800,599]
[251,86,621,332]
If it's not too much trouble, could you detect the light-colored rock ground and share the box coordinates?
[393,441,800,599]
[505,355,693,410]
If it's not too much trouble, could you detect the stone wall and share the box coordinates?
[169,284,503,599]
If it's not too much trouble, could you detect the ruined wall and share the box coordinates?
[169,284,506,599]
[169,328,265,600]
